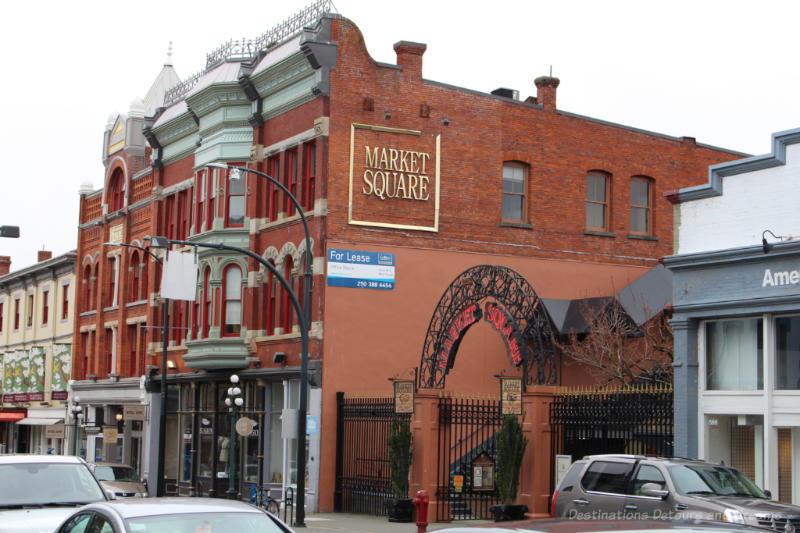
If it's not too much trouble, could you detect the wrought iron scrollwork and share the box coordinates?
[418,265,557,389]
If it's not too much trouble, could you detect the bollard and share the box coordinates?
[413,489,429,533]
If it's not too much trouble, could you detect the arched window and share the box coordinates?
[202,267,212,339]
[108,169,125,212]
[267,260,277,336]
[130,251,140,302]
[83,264,92,312]
[222,265,242,336]
[283,257,294,332]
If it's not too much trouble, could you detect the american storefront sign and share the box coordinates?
[326,248,395,290]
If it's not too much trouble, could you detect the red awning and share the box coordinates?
[0,411,25,422]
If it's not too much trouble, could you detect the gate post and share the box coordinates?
[409,389,441,523]
[520,386,557,517]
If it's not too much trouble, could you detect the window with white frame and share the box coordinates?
[705,318,763,390]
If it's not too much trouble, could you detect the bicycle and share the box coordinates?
[250,484,280,515]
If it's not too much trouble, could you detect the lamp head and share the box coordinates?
[225,397,232,407]
[116,413,123,422]
[230,374,239,384]
[232,387,242,396]
[74,396,80,404]
[234,397,244,407]
[762,237,770,254]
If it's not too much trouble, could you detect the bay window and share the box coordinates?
[222,265,242,336]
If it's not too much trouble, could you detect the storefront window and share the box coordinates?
[180,414,192,483]
[776,315,800,389]
[706,318,763,390]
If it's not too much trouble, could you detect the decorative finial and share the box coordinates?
[165,41,173,66]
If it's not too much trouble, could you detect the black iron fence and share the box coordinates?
[335,393,409,515]
[436,393,503,521]
[549,384,674,490]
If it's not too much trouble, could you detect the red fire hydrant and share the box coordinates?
[413,490,429,533]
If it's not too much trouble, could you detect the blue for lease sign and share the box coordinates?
[326,248,395,290]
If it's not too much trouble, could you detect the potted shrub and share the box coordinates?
[490,414,529,522]
[385,417,414,522]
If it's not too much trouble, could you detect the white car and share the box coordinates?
[54,497,294,533]
[0,454,108,533]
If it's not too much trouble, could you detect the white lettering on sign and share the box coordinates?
[762,268,800,287]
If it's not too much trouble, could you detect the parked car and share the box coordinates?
[552,454,800,531]
[89,462,148,498]
[0,454,109,533]
[54,497,295,533]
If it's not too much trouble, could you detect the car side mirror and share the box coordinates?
[104,488,117,500]
[641,482,670,500]
[763,489,772,499]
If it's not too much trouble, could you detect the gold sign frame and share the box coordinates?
[500,377,523,415]
[393,380,415,414]
[348,123,440,232]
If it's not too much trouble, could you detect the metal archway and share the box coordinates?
[418,265,557,389]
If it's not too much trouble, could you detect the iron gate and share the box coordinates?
[436,394,503,521]
[549,385,674,490]
[334,393,410,515]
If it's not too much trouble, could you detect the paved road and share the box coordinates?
[290,512,491,533]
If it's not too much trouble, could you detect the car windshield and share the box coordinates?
[94,465,139,482]
[668,465,767,498]
[0,463,105,506]
[127,512,283,533]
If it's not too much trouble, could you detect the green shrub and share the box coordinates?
[495,414,528,505]
[388,418,412,499]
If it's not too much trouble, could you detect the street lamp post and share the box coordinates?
[225,374,244,499]
[70,397,82,456]
[153,236,307,522]
[208,162,311,526]
[103,241,168,497]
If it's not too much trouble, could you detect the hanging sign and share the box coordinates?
[500,377,523,415]
[103,427,119,443]
[235,417,254,437]
[393,380,415,414]
[123,404,146,421]
[45,424,66,439]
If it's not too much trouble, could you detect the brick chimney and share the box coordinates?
[38,250,52,262]
[394,41,426,82]
[534,76,560,111]
[0,256,10,276]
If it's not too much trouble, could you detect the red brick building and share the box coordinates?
[72,0,742,516]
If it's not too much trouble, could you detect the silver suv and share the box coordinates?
[0,455,109,533]
[552,454,800,531]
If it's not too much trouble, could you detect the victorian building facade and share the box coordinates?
[72,0,744,514]
[0,250,76,455]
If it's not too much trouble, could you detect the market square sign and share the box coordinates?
[348,123,440,232]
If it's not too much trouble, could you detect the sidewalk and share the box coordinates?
[290,512,490,533]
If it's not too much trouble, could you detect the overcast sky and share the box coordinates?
[1,0,798,271]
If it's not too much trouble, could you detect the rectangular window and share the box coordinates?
[0,302,4,332]
[630,177,652,234]
[107,256,118,308]
[42,290,49,325]
[128,324,138,377]
[14,298,20,330]
[269,156,280,220]
[706,318,763,390]
[26,294,33,328]
[207,169,217,229]
[586,172,609,231]
[303,142,316,211]
[196,170,206,233]
[287,149,298,217]
[226,165,246,227]
[776,315,800,389]
[81,331,90,380]
[502,163,526,222]
[166,195,175,240]
[62,284,69,320]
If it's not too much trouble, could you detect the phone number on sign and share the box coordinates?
[355,280,392,289]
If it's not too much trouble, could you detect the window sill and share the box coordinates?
[80,310,97,318]
[126,300,148,308]
[500,221,533,230]
[628,233,658,241]
[103,306,119,313]
[584,230,616,238]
